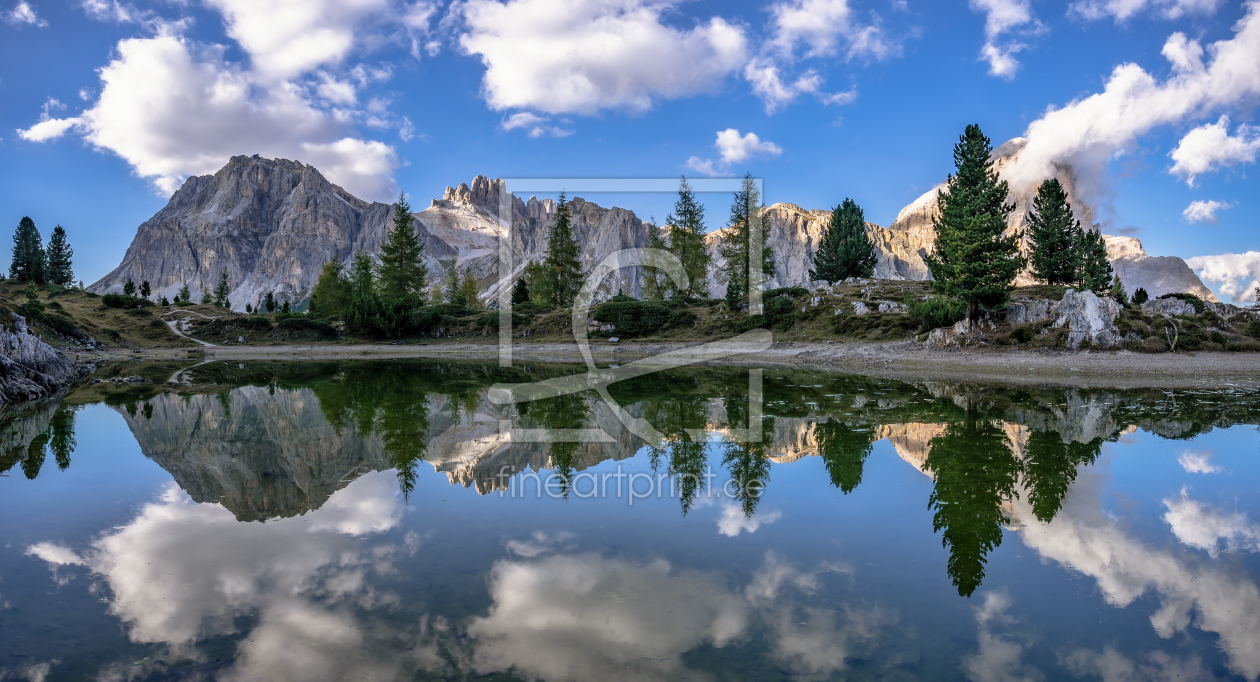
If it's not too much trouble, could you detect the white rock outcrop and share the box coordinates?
[1049,290,1122,349]
[1141,297,1197,317]
[0,313,83,403]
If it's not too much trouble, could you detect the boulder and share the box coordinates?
[0,313,85,403]
[1007,299,1052,325]
[877,301,908,314]
[1050,290,1122,349]
[852,301,870,316]
[1141,297,1197,317]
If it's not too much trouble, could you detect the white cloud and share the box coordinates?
[964,591,1043,682]
[1178,449,1222,474]
[202,0,392,82]
[81,0,143,23]
[766,0,897,61]
[1007,3,1260,205]
[3,0,46,27]
[1169,115,1260,185]
[1070,0,1225,22]
[970,0,1040,79]
[505,530,576,557]
[24,542,86,566]
[402,0,441,58]
[456,0,748,115]
[1163,489,1260,558]
[1063,646,1214,682]
[1186,251,1260,303]
[717,502,783,537]
[17,32,400,200]
[687,128,783,177]
[500,111,573,138]
[1182,199,1230,224]
[743,57,857,114]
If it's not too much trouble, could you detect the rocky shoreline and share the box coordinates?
[0,313,95,404]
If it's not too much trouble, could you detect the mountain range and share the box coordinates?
[89,142,1216,308]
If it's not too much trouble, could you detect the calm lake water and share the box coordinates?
[2,360,1259,681]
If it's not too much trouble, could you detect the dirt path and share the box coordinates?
[189,339,1260,389]
[160,310,217,347]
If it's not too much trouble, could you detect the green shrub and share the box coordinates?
[245,316,274,331]
[1157,292,1205,314]
[610,294,637,302]
[42,314,79,337]
[905,295,966,330]
[476,311,529,329]
[433,303,481,318]
[763,295,796,331]
[1009,325,1037,344]
[102,293,144,308]
[277,317,336,337]
[592,300,671,337]
[1244,320,1260,341]
[764,287,808,301]
[100,327,122,341]
[1132,287,1149,305]
[667,309,697,328]
[126,307,152,317]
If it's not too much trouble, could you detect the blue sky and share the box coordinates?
[1,0,1257,300]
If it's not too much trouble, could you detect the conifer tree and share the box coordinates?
[347,252,383,333]
[21,282,44,320]
[201,288,211,305]
[310,255,351,318]
[1026,179,1083,286]
[720,173,776,308]
[213,268,231,307]
[1076,229,1112,293]
[522,261,552,306]
[642,222,668,302]
[379,193,428,301]
[140,280,151,299]
[178,282,191,303]
[443,262,462,305]
[544,192,584,307]
[10,217,46,284]
[511,277,530,305]
[281,299,290,314]
[45,225,74,286]
[924,124,1024,324]
[264,291,276,312]
[665,178,710,300]
[458,271,480,310]
[244,302,251,313]
[124,279,136,296]
[1132,287,1149,305]
[1109,275,1129,306]
[810,197,876,284]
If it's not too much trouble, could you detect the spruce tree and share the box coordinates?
[10,217,46,284]
[201,288,211,304]
[923,124,1025,324]
[264,291,276,312]
[1109,275,1129,306]
[720,173,776,308]
[124,279,136,296]
[379,193,428,301]
[642,222,669,302]
[1132,287,1149,305]
[45,225,74,286]
[511,277,530,305]
[522,261,552,306]
[1076,229,1112,293]
[347,252,384,333]
[1026,179,1082,286]
[666,178,710,300]
[140,280,151,299]
[810,197,877,284]
[214,268,231,307]
[443,262,462,306]
[544,192,584,308]
[310,255,351,318]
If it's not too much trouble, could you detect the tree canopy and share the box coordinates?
[811,197,876,284]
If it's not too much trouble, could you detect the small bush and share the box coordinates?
[592,300,671,337]
[763,295,796,331]
[126,307,152,317]
[667,309,697,328]
[1009,325,1037,344]
[100,327,122,341]
[433,303,481,318]
[764,287,808,301]
[609,294,637,303]
[244,316,274,331]
[42,314,80,337]
[102,293,144,308]
[1132,288,1149,305]
[278,317,336,337]
[905,295,966,330]
[1157,292,1205,314]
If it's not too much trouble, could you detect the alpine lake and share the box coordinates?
[2,357,1259,682]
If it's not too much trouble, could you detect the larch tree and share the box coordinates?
[720,173,775,308]
[45,225,74,286]
[10,217,46,284]
[810,197,877,284]
[665,178,710,300]
[544,192,584,308]
[379,193,428,301]
[310,254,352,318]
[1026,179,1082,286]
[923,124,1024,325]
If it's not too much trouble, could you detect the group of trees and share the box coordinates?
[1026,178,1113,292]
[9,217,75,286]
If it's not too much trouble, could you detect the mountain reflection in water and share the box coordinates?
[3,360,1260,681]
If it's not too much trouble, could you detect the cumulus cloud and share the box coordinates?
[964,591,1043,682]
[1178,449,1222,474]
[686,128,783,177]
[81,0,145,23]
[1186,251,1260,303]
[970,0,1041,79]
[455,0,747,115]
[1169,115,1260,185]
[1014,466,1260,680]
[1163,489,1260,558]
[500,112,574,138]
[1063,646,1214,682]
[1070,0,1226,22]
[17,31,400,199]
[1007,2,1260,206]
[3,0,46,27]
[1182,199,1231,224]
[24,542,86,566]
[717,502,783,536]
[747,0,890,113]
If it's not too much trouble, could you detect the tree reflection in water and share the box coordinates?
[816,421,875,494]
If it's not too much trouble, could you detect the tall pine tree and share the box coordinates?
[1026,179,1082,286]
[544,192,584,308]
[45,225,74,286]
[310,255,352,318]
[666,177,710,300]
[810,197,877,284]
[1076,229,1113,293]
[10,217,46,284]
[924,124,1024,324]
[213,268,231,307]
[720,173,776,308]
[379,193,428,301]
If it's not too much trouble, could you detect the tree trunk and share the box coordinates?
[967,300,979,330]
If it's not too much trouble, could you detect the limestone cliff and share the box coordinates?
[1104,235,1218,302]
